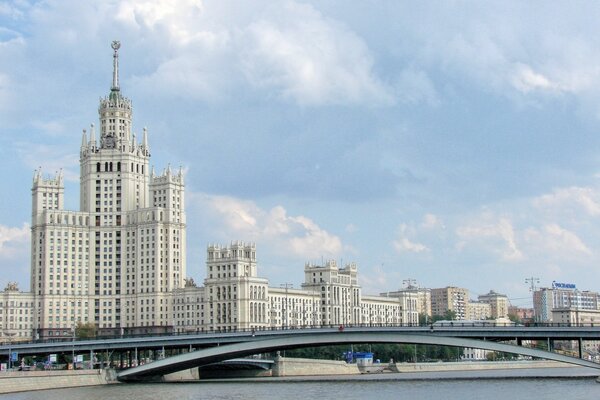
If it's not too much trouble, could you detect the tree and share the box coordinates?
[443,309,457,321]
[75,322,96,339]
[418,313,430,326]
[508,313,522,324]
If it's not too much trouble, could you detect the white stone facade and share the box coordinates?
[13,43,420,340]
[0,283,34,343]
[172,243,419,332]
[30,42,186,339]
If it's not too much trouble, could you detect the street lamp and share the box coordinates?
[71,325,75,369]
[525,277,540,322]
[280,283,292,329]
[3,330,16,371]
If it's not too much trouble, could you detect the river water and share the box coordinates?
[3,369,600,400]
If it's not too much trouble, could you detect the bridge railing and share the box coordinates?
[6,321,599,347]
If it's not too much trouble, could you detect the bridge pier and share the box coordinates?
[578,338,583,359]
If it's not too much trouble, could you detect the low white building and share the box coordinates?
[171,242,419,332]
[0,283,35,343]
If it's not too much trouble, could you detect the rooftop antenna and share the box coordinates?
[525,277,540,293]
[403,278,417,289]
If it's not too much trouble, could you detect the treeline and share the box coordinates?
[283,343,463,362]
[282,344,518,362]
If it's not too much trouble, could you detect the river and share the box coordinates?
[2,368,600,400]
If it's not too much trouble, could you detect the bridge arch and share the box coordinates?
[118,331,600,381]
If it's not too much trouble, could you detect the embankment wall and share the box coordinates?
[0,369,115,394]
[272,356,360,377]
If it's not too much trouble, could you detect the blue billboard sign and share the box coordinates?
[552,281,576,290]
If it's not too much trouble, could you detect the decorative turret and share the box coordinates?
[141,127,150,156]
[89,123,96,150]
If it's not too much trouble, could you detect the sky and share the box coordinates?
[2,1,600,308]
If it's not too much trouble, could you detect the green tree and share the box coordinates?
[443,309,458,321]
[508,313,522,324]
[75,322,96,339]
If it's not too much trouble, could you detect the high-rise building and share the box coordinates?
[8,42,421,340]
[30,41,186,339]
[533,284,600,323]
[431,286,469,319]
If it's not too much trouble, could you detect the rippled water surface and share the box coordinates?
[3,369,600,400]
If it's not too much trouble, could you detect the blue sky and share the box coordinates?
[2,1,600,307]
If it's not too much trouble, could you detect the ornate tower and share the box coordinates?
[32,42,186,339]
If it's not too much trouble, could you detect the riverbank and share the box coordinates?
[1,359,598,394]
[271,357,584,377]
[392,360,579,373]
[0,369,117,394]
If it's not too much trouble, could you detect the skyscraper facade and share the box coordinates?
[30,42,186,339]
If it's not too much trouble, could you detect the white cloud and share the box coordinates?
[117,0,392,106]
[393,223,430,254]
[394,237,429,254]
[189,192,342,259]
[524,223,592,257]
[511,63,560,93]
[421,213,443,230]
[533,186,600,217]
[456,216,523,261]
[116,0,204,33]
[240,1,392,106]
[0,223,30,258]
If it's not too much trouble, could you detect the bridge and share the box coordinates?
[3,324,600,380]
[117,324,600,382]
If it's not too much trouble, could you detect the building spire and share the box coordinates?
[111,40,121,92]
[90,123,96,149]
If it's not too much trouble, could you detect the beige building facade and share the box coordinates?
[466,301,491,320]
[431,286,469,319]
[478,290,509,319]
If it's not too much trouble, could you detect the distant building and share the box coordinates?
[431,286,469,319]
[478,290,509,319]
[463,347,490,361]
[0,283,34,343]
[551,308,600,325]
[466,301,491,320]
[171,243,419,332]
[380,286,431,317]
[533,284,600,322]
[508,306,534,323]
